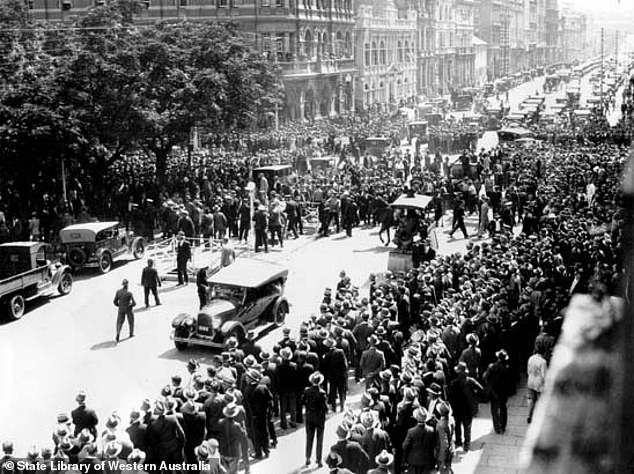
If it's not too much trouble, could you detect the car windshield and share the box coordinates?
[211,284,246,304]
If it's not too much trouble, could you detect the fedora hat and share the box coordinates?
[496,349,509,361]
[413,407,428,423]
[280,347,293,360]
[259,351,271,361]
[127,449,146,464]
[222,403,239,419]
[454,361,469,375]
[183,387,198,400]
[323,337,336,348]
[246,368,262,383]
[244,355,257,367]
[77,428,94,445]
[103,441,122,459]
[375,450,394,468]
[426,383,442,396]
[195,444,210,461]
[335,424,350,440]
[309,371,324,386]
[181,401,197,415]
[360,411,378,429]
[325,451,343,468]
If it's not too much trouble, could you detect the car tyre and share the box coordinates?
[68,248,86,268]
[7,294,25,321]
[132,237,146,259]
[57,272,73,295]
[272,298,289,327]
[98,252,113,274]
[174,327,189,351]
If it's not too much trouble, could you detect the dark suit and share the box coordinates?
[126,421,148,452]
[302,385,328,462]
[181,411,206,463]
[322,347,348,411]
[72,405,99,438]
[402,423,437,472]
[217,418,249,474]
[244,382,274,458]
[141,266,161,306]
[330,439,370,474]
[203,395,224,441]
[146,414,185,468]
[176,240,191,285]
[277,360,298,428]
[113,287,135,339]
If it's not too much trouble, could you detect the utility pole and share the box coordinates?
[616,30,619,66]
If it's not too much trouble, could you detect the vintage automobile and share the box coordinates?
[59,221,146,273]
[171,259,290,350]
[0,242,73,320]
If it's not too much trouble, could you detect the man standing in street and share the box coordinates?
[483,349,512,434]
[176,231,191,285]
[322,338,348,412]
[71,390,99,438]
[253,203,269,253]
[448,199,468,240]
[302,371,328,468]
[141,258,161,308]
[113,279,136,343]
[448,362,482,451]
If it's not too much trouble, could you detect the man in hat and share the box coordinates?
[140,258,161,308]
[126,410,148,453]
[325,451,355,474]
[359,412,392,470]
[368,450,394,474]
[243,369,273,459]
[447,362,482,451]
[72,391,99,438]
[402,407,437,474]
[180,398,206,464]
[253,203,269,253]
[483,349,512,434]
[301,371,328,467]
[359,336,386,390]
[113,279,136,343]
[176,231,192,285]
[329,425,370,474]
[241,330,263,360]
[146,401,185,467]
[277,347,299,429]
[322,338,348,413]
[217,404,249,474]
[1,441,17,474]
[448,199,468,240]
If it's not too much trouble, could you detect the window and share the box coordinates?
[397,41,403,63]
[304,30,313,57]
[379,40,386,65]
[364,43,370,65]
[345,32,351,57]
[371,41,378,65]
[218,0,227,6]
[262,0,270,5]
[336,31,343,57]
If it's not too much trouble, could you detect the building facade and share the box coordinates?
[454,0,475,88]
[354,0,417,111]
[27,0,356,122]
[559,8,588,64]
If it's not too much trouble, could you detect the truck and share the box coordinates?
[0,242,73,320]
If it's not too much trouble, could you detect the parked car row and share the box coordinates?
[0,221,146,321]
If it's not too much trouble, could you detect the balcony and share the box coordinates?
[279,56,356,77]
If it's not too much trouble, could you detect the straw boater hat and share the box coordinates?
[413,407,428,423]
[222,403,239,419]
[375,450,394,468]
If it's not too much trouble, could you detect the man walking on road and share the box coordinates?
[141,258,161,307]
[176,231,192,285]
[302,371,328,468]
[483,349,512,434]
[113,279,136,343]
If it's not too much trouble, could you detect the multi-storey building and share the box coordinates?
[545,0,559,64]
[411,0,437,97]
[436,0,456,95]
[354,0,417,111]
[27,0,356,121]
[454,0,476,87]
[559,7,588,64]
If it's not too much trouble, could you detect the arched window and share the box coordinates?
[379,40,386,65]
[322,32,328,56]
[364,43,370,65]
[404,40,410,62]
[372,41,378,65]
[336,31,343,57]
[397,40,403,63]
[304,30,313,58]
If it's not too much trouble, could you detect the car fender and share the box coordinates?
[219,320,245,337]
[172,312,194,328]
[96,247,112,260]
[50,264,72,286]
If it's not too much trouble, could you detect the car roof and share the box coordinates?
[0,241,46,248]
[60,221,120,233]
[208,259,288,288]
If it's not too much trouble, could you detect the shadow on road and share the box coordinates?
[90,340,118,350]
[352,245,392,254]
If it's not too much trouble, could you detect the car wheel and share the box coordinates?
[57,272,73,295]
[272,298,289,326]
[224,328,244,346]
[7,294,25,321]
[132,238,146,259]
[68,248,86,268]
[98,252,112,274]
[174,327,189,351]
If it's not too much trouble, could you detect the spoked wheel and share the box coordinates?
[58,272,73,295]
[98,252,113,274]
[272,299,289,326]
[132,238,146,259]
[7,294,25,321]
